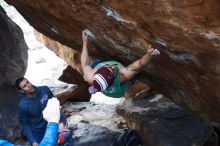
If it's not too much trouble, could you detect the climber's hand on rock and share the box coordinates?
[82,30,88,43]
[147,45,160,56]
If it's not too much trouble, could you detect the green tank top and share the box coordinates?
[95,61,130,98]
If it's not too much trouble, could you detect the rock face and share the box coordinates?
[34,31,83,73]
[62,102,127,146]
[34,32,91,103]
[117,94,219,146]
[73,122,117,146]
[63,101,127,131]
[4,0,220,123]
[0,6,27,84]
[0,6,28,141]
[58,65,91,103]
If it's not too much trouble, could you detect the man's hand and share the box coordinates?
[32,141,39,146]
[43,98,60,123]
[147,45,160,56]
[60,121,68,129]
[82,30,88,43]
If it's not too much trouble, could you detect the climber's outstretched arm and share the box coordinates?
[80,30,95,84]
[81,30,92,72]
[120,45,160,83]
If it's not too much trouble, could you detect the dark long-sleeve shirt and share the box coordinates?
[18,86,66,144]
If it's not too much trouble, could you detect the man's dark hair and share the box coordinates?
[15,77,25,90]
